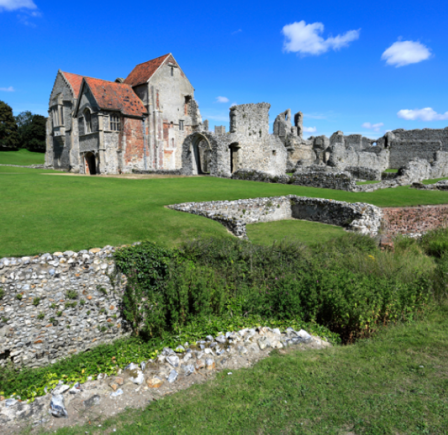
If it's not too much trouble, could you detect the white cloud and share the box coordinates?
[362,122,384,132]
[382,40,431,67]
[282,20,360,56]
[303,126,317,133]
[0,86,14,92]
[216,96,229,103]
[232,29,242,35]
[230,102,237,108]
[397,107,448,121]
[0,0,36,11]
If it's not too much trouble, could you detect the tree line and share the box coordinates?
[0,100,46,153]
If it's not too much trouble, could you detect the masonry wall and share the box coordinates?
[122,117,146,172]
[389,140,442,168]
[0,247,128,368]
[382,205,448,237]
[168,195,383,238]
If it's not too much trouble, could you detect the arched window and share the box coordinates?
[84,109,92,133]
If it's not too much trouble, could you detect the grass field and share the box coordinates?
[247,219,345,245]
[52,304,448,435]
[0,149,45,166]
[2,167,448,257]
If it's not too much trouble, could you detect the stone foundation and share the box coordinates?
[168,195,383,238]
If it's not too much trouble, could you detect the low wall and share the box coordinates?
[132,169,183,175]
[168,195,383,238]
[382,205,448,237]
[0,247,128,368]
[345,166,382,181]
[231,169,357,191]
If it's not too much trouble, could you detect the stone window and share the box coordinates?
[179,120,184,131]
[110,114,121,131]
[84,109,92,134]
[170,66,174,77]
[52,107,59,127]
[171,138,175,148]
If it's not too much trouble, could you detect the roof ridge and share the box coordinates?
[132,53,171,67]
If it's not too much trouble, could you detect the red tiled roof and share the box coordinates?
[83,77,147,117]
[124,54,172,87]
[62,71,84,98]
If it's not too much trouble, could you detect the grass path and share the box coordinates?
[51,305,448,435]
[0,149,45,165]
[1,167,448,257]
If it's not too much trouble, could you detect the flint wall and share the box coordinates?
[0,247,128,368]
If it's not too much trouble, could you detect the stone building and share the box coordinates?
[46,54,202,174]
[181,103,287,177]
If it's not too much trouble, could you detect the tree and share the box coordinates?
[15,111,47,152]
[0,100,20,150]
[23,115,46,152]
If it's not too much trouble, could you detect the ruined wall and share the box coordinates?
[327,143,389,172]
[182,104,287,177]
[0,247,128,368]
[389,140,442,168]
[231,169,357,191]
[168,195,383,238]
[382,205,448,237]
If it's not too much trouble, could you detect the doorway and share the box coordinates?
[229,143,240,173]
[85,152,97,175]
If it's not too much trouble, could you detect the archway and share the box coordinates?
[85,152,97,175]
[182,132,213,175]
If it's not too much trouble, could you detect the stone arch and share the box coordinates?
[181,132,216,175]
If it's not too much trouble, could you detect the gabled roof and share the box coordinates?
[81,77,147,117]
[61,71,84,98]
[124,53,172,87]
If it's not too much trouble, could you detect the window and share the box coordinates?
[84,109,92,133]
[110,114,121,131]
[170,66,174,77]
[52,108,59,127]
[171,138,175,148]
[179,120,184,131]
[59,105,64,126]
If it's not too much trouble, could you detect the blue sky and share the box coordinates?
[1,0,447,138]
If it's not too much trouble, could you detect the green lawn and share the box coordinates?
[52,304,448,435]
[2,167,448,258]
[247,219,345,245]
[0,149,45,166]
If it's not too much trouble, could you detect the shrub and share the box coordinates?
[56,311,63,317]
[116,236,434,342]
[0,288,4,299]
[16,293,22,301]
[65,302,77,309]
[33,297,40,306]
[37,313,45,320]
[50,303,56,309]
[422,227,448,258]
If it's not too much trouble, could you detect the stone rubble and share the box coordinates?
[0,326,331,433]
